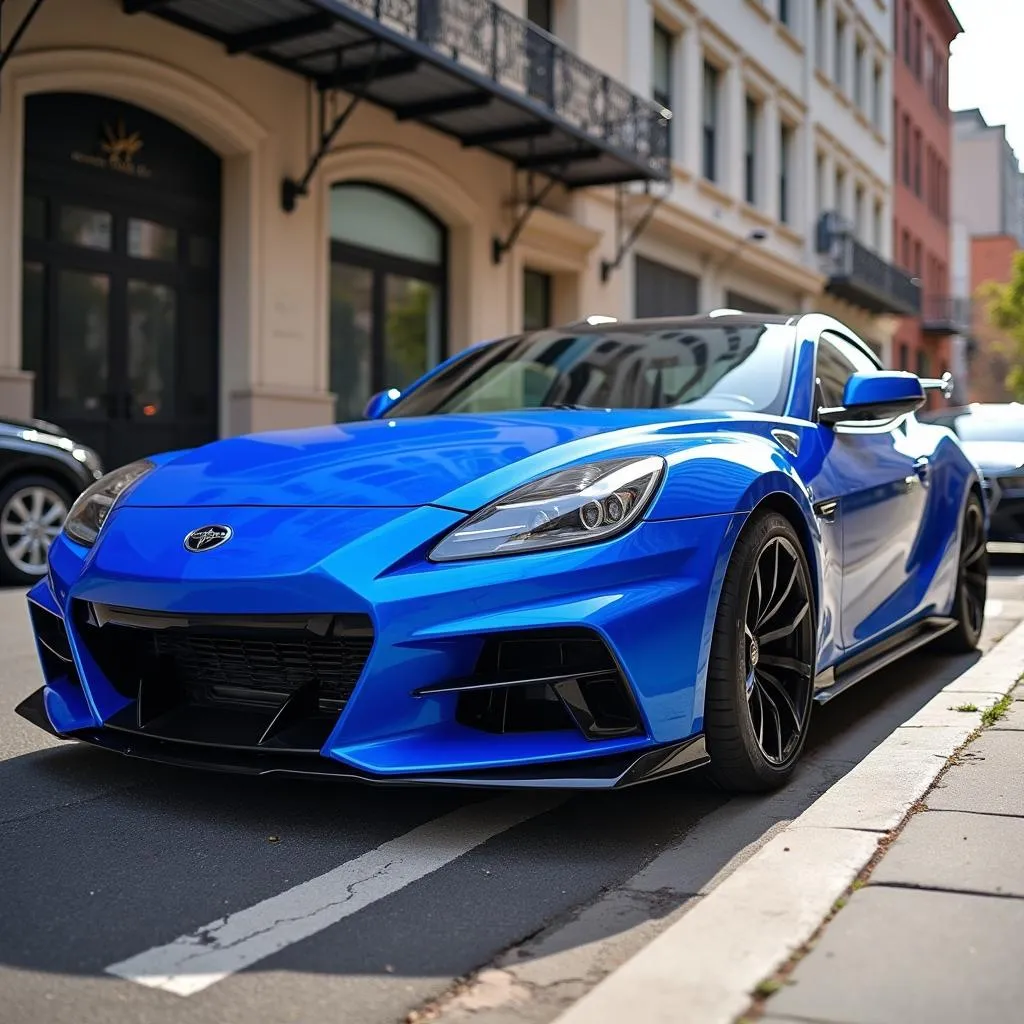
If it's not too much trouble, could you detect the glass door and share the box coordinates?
[22,194,219,468]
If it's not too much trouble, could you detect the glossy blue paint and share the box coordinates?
[18,314,983,787]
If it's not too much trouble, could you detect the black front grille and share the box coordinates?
[148,628,372,713]
[75,604,374,728]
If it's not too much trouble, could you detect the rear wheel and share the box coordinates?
[936,491,987,654]
[704,512,816,793]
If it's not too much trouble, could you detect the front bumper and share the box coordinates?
[982,475,1024,542]
[19,503,740,789]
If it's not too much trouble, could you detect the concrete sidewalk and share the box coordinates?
[753,681,1024,1024]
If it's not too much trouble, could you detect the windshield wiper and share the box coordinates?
[539,402,595,410]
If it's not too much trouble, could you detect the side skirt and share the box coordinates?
[812,616,957,705]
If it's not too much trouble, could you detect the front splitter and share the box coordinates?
[15,687,708,790]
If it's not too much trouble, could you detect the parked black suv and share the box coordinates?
[0,416,103,585]
[921,403,1024,544]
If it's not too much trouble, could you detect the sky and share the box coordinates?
[948,0,1024,169]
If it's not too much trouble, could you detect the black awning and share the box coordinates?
[124,0,671,190]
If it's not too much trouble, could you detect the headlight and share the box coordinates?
[63,459,156,547]
[430,456,665,562]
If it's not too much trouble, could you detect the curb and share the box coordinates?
[552,620,1024,1024]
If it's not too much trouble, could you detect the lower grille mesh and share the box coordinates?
[76,604,374,716]
[150,629,373,712]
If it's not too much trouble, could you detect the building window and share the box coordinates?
[913,15,922,78]
[913,128,922,196]
[835,166,846,217]
[525,0,555,102]
[873,198,883,249]
[934,58,947,112]
[780,123,794,223]
[778,0,792,28]
[872,61,883,128]
[702,61,720,183]
[834,13,846,89]
[913,239,922,277]
[815,0,826,72]
[902,113,911,185]
[899,343,909,370]
[901,229,911,268]
[652,22,673,156]
[902,0,911,64]
[816,151,826,215]
[329,183,446,423]
[527,0,553,32]
[916,348,930,378]
[924,37,935,99]
[634,256,699,317]
[744,94,759,205]
[853,38,866,109]
[854,184,865,239]
[523,268,553,331]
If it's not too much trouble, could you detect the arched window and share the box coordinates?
[329,183,447,422]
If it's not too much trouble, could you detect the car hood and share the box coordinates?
[959,440,1024,473]
[122,409,748,511]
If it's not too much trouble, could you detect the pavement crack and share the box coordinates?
[869,880,1024,902]
[174,861,397,963]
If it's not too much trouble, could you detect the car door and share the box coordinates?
[812,331,929,653]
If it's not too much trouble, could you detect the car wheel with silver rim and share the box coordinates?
[0,476,71,585]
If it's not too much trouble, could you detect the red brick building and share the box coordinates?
[891,0,963,387]
[968,234,1019,402]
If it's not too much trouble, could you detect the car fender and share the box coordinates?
[649,432,825,729]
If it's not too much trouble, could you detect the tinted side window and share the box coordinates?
[815,331,879,409]
[815,340,858,409]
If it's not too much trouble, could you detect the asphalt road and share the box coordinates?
[1,563,1023,1024]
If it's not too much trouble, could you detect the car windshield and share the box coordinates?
[386,322,797,417]
[929,410,1024,443]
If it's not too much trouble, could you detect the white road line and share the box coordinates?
[105,792,563,997]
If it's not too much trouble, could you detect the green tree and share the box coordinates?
[982,250,1024,400]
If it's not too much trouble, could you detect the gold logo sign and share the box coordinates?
[71,119,152,178]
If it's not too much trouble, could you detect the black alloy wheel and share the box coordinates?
[937,491,987,653]
[704,511,816,792]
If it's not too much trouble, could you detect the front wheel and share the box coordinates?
[704,512,816,793]
[936,491,987,654]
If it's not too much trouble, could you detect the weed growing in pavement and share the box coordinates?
[753,979,782,998]
[981,693,1013,727]
[952,703,979,712]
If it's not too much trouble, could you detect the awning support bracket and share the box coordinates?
[600,181,670,283]
[0,0,49,109]
[492,172,559,265]
[281,44,385,213]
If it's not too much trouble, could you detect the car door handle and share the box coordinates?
[914,457,930,485]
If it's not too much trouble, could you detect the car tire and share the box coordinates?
[935,491,987,654]
[0,475,73,587]
[704,511,816,793]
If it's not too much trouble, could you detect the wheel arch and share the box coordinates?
[689,479,823,732]
[0,459,82,504]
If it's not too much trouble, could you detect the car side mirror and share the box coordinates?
[364,388,401,419]
[818,371,926,426]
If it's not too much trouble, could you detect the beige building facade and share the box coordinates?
[0,0,914,468]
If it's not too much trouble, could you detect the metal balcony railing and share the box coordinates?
[817,214,921,317]
[343,0,671,180]
[921,295,972,334]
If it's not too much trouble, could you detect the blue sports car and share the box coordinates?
[16,312,986,793]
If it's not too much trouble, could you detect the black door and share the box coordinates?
[22,94,221,469]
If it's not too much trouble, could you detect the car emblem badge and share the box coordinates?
[183,525,232,553]
[749,637,760,668]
